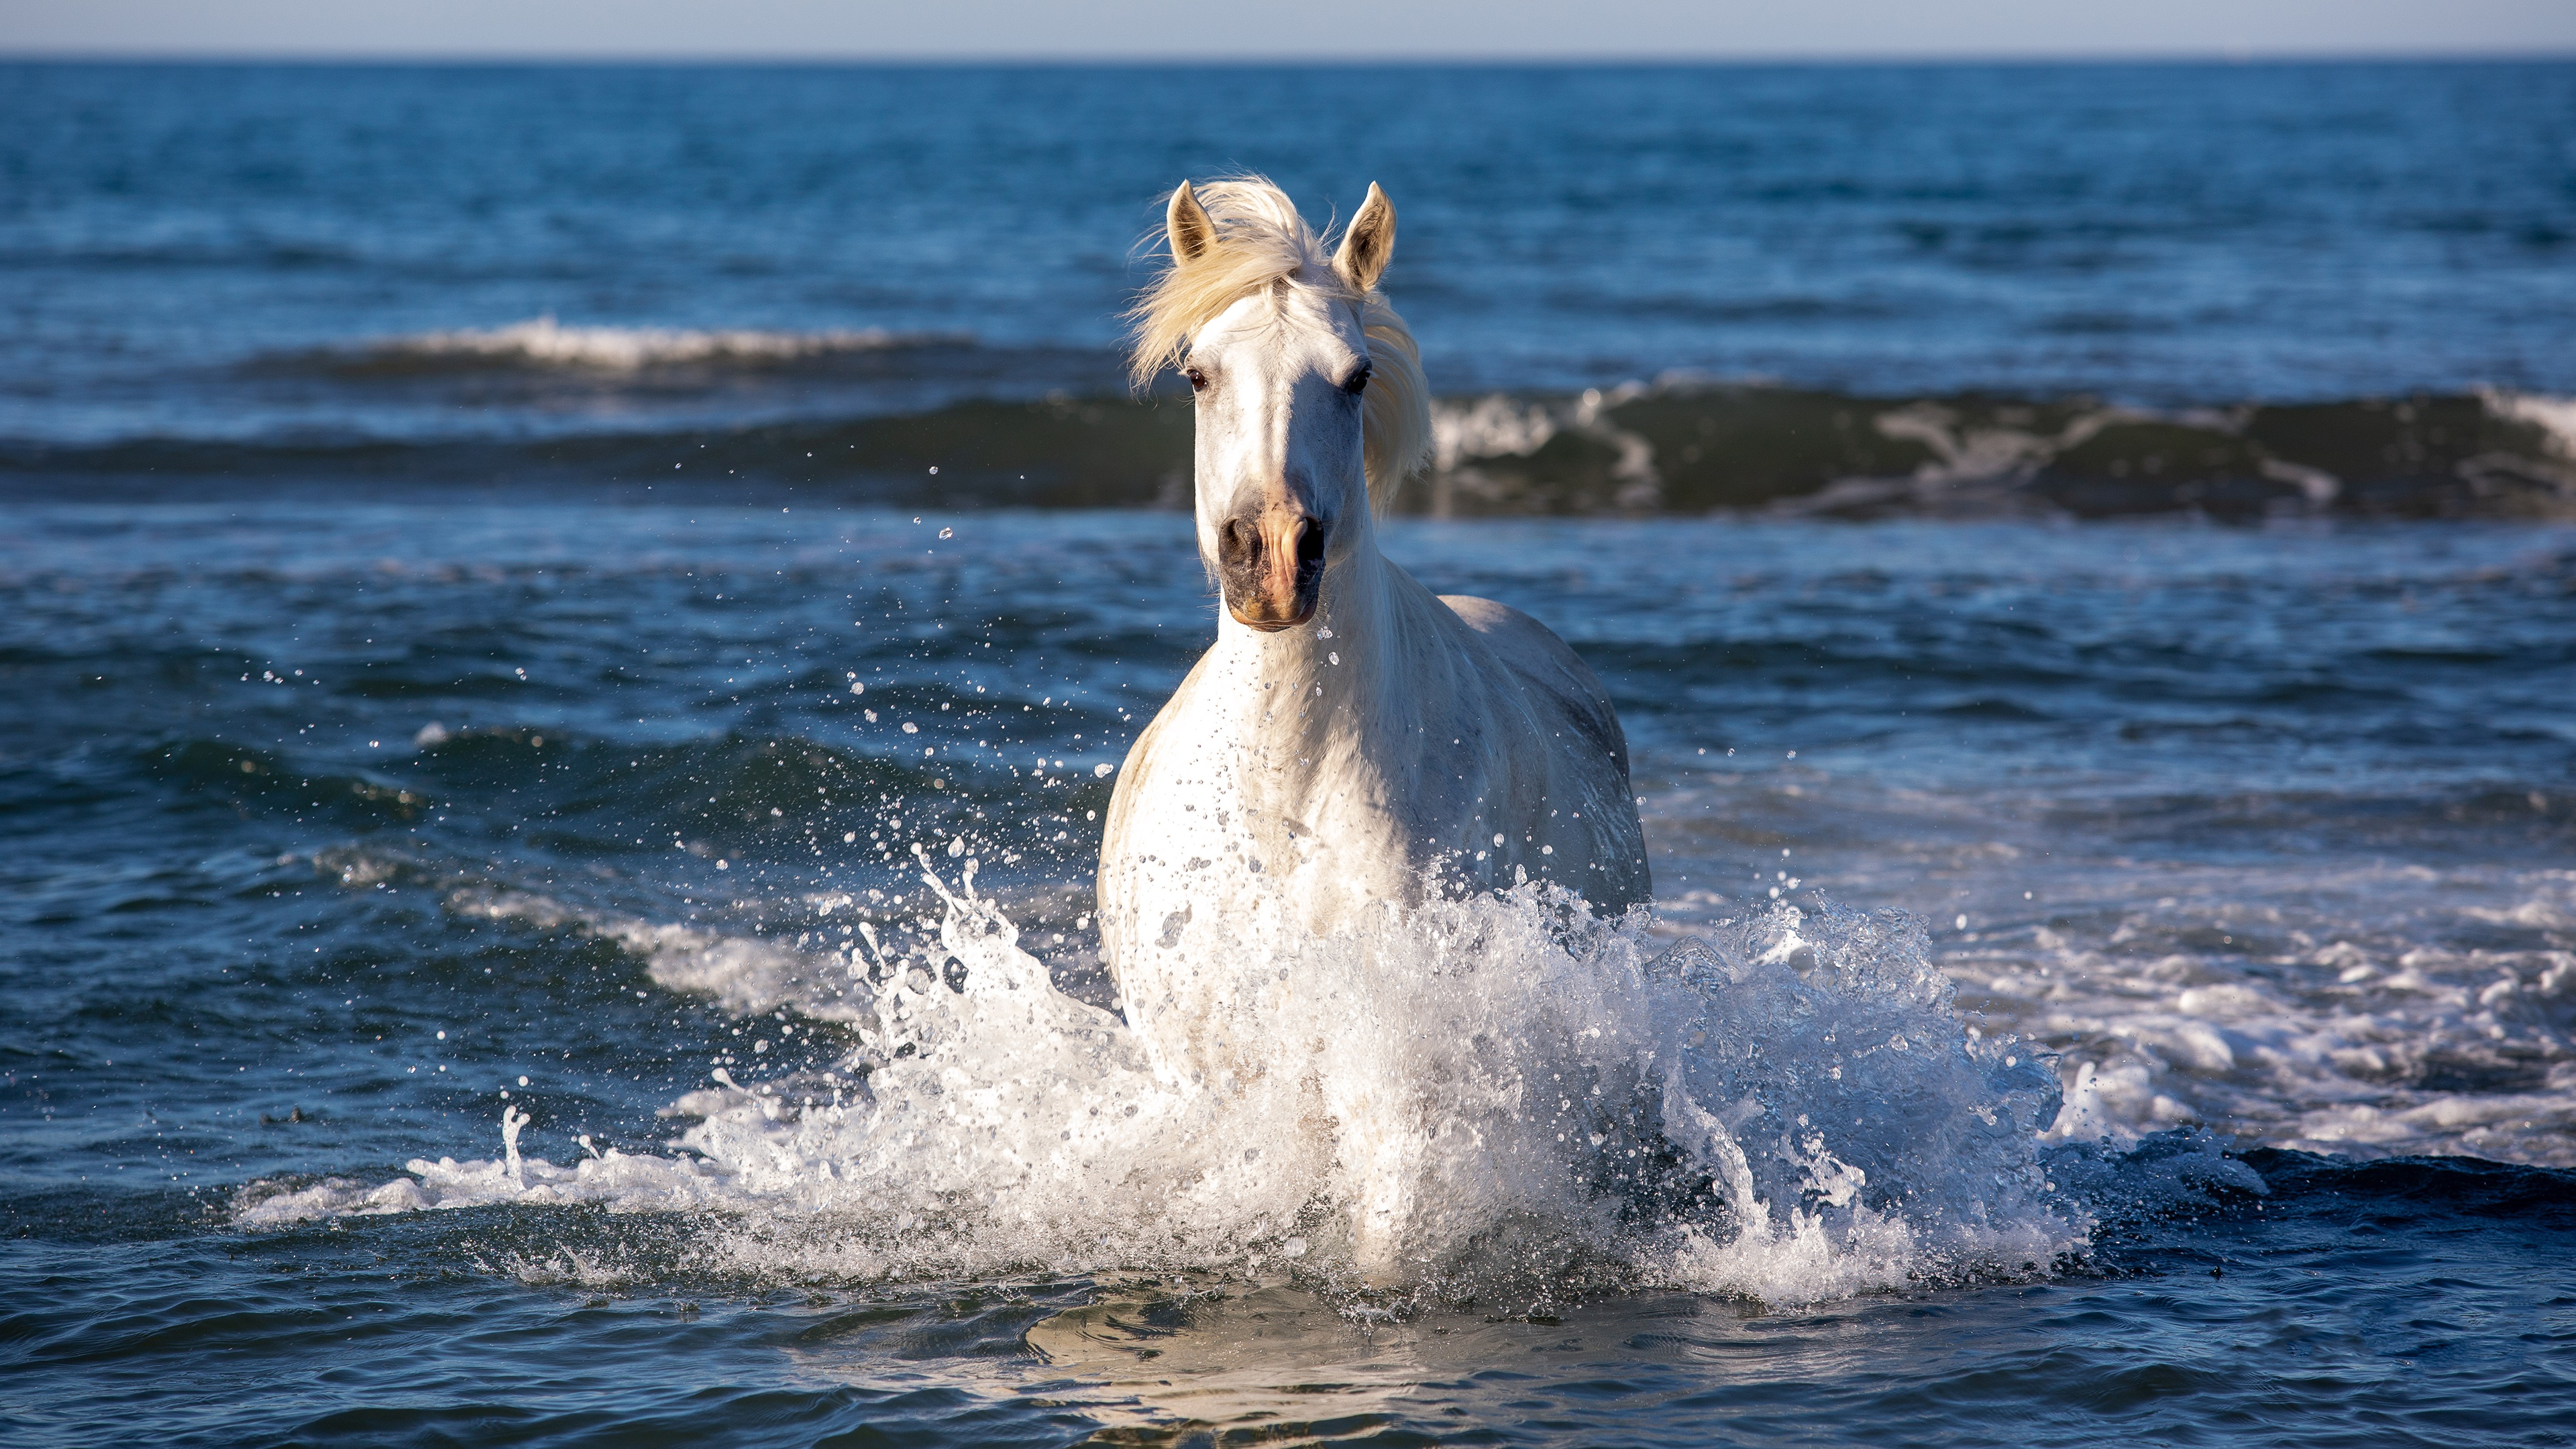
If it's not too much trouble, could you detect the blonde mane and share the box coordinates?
[1128,176,1432,513]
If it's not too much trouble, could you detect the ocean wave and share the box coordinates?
[2483,388,2576,458]
[319,316,961,374]
[1424,384,2576,519]
[11,383,2575,521]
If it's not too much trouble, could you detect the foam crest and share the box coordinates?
[2485,388,2576,458]
[241,870,2089,1307]
[353,315,929,371]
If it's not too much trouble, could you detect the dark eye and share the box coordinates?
[1183,366,1207,392]
[1343,364,1373,396]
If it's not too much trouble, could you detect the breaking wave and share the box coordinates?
[323,316,950,373]
[13,380,2573,520]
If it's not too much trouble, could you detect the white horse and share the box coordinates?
[1095,178,1650,1267]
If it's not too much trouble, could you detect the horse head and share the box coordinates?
[1132,178,1431,633]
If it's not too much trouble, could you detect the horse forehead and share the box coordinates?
[1197,287,1362,369]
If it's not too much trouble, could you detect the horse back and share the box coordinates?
[1436,594,1631,782]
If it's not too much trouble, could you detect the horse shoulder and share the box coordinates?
[1435,594,1629,769]
[1104,647,1220,837]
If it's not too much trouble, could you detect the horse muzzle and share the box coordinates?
[1218,508,1327,632]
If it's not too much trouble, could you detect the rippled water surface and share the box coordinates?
[6,504,2574,1444]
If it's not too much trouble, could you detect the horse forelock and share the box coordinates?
[1130,176,1434,512]
[1128,177,1341,386]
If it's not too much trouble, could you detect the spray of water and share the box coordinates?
[239,859,2094,1308]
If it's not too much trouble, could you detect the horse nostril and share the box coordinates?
[1220,519,1259,569]
[1295,519,1327,571]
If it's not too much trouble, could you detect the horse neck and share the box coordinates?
[1212,510,1436,747]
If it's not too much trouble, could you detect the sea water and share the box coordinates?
[6,504,2571,1443]
[5,61,2576,517]
[5,60,2576,1446]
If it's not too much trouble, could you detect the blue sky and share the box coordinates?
[3,0,2572,60]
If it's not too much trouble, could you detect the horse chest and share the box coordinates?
[1116,682,1573,920]
[1118,680,1406,895]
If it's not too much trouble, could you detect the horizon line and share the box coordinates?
[7,47,2575,67]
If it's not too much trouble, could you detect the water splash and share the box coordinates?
[238,868,2091,1307]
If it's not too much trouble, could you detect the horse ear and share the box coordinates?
[1333,182,1397,292]
[1167,181,1215,264]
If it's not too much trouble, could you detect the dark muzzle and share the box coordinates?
[1218,508,1327,631]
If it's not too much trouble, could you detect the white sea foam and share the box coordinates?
[1919,865,2576,1165]
[241,867,2088,1307]
[447,885,870,1021]
[1428,388,1659,509]
[1431,394,1560,470]
[2484,388,2576,459]
[356,315,931,370]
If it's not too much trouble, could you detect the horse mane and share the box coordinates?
[1128,176,1433,513]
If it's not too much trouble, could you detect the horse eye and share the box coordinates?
[1344,365,1372,396]
[1183,367,1208,392]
